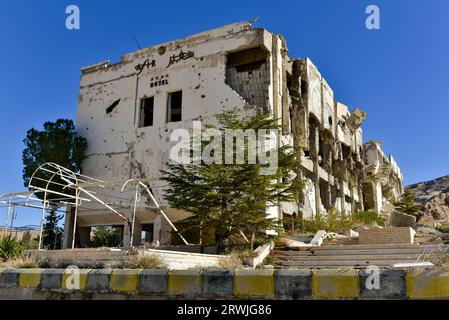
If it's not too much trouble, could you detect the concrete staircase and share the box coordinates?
[273,243,447,269]
[27,248,223,269]
[143,249,222,269]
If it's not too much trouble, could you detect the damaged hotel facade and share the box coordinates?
[63,21,404,248]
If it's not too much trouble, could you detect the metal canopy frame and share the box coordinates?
[0,162,188,249]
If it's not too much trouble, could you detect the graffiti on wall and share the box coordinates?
[167,50,194,67]
[135,59,156,75]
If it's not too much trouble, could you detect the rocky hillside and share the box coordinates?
[408,175,449,227]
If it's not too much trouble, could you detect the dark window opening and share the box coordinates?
[227,47,268,72]
[106,99,121,114]
[286,73,292,90]
[141,224,154,245]
[139,97,154,127]
[301,79,307,95]
[318,138,324,164]
[167,90,182,122]
[328,116,333,126]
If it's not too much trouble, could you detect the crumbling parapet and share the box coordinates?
[362,140,404,214]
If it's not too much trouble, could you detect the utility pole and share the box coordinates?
[10,207,17,236]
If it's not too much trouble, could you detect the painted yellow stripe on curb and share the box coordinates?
[313,269,359,299]
[407,271,449,299]
[234,270,274,298]
[168,270,202,295]
[110,270,140,292]
[19,269,42,288]
[62,269,90,291]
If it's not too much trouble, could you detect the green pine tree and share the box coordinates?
[22,119,87,202]
[161,110,302,253]
[21,119,87,249]
[394,189,424,222]
[42,206,63,250]
[92,226,122,247]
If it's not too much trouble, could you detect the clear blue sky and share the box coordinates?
[0,0,448,227]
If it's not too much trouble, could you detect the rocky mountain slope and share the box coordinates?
[408,175,449,227]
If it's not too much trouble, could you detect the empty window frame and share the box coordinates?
[139,97,154,127]
[226,47,268,72]
[167,90,182,122]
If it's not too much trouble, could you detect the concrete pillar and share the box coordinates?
[153,215,172,246]
[335,197,342,213]
[122,221,132,247]
[340,180,346,213]
[358,183,365,212]
[325,183,332,211]
[78,227,91,248]
[132,222,142,246]
[350,183,356,214]
[372,180,383,214]
[310,123,321,217]
[62,206,75,249]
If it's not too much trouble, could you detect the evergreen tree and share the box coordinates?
[20,230,39,250]
[92,226,122,247]
[22,119,87,249]
[42,206,63,250]
[22,119,87,201]
[394,189,424,222]
[161,110,302,253]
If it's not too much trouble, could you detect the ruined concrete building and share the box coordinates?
[63,21,403,248]
[363,140,404,214]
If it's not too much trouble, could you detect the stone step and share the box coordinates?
[276,243,445,251]
[273,249,436,256]
[274,254,421,261]
[276,259,417,268]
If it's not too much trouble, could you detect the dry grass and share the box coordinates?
[418,246,449,271]
[2,254,40,269]
[117,254,167,269]
[218,251,244,269]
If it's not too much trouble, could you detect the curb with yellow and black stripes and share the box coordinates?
[1,268,448,299]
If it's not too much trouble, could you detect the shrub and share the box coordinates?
[288,209,385,235]
[20,230,39,250]
[0,235,24,262]
[298,209,354,234]
[352,210,385,226]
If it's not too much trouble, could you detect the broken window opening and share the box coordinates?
[301,79,307,95]
[167,90,182,122]
[106,99,121,114]
[225,47,269,108]
[139,97,154,127]
[227,47,268,72]
[286,73,293,90]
